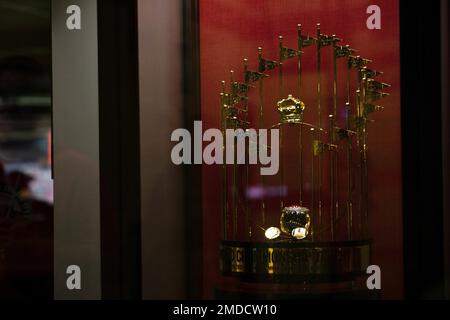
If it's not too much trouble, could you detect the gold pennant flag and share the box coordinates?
[314,140,337,156]
[348,55,371,69]
[363,103,384,115]
[223,105,250,126]
[245,70,269,83]
[366,79,391,91]
[223,105,239,121]
[350,115,367,129]
[280,47,302,61]
[226,116,250,127]
[365,90,389,102]
[232,82,253,95]
[318,34,340,47]
[299,35,316,48]
[335,127,356,141]
[221,93,248,106]
[360,67,382,79]
[223,104,247,117]
[335,45,356,58]
[258,57,279,72]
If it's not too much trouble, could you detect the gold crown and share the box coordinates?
[277,94,306,124]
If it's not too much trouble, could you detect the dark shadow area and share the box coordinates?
[401,0,445,299]
[0,0,52,299]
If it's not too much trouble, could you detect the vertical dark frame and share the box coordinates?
[182,0,203,299]
[441,0,450,300]
[401,0,445,299]
[97,0,142,299]
[182,0,449,300]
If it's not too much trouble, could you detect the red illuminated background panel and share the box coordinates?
[200,0,402,299]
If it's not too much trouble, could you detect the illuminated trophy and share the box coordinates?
[219,24,389,295]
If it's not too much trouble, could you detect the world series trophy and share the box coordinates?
[218,24,390,298]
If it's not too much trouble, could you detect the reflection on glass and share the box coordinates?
[0,0,52,299]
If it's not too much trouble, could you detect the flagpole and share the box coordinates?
[310,127,316,241]
[347,55,370,239]
[329,114,335,240]
[346,102,353,240]
[361,75,369,238]
[243,58,251,240]
[220,81,228,240]
[297,25,303,100]
[316,23,323,230]
[346,59,353,240]
[297,24,304,207]
[356,63,367,238]
[352,56,371,238]
[278,36,284,99]
[356,87,363,237]
[257,48,267,227]
[330,39,338,238]
[229,70,238,239]
[278,36,285,212]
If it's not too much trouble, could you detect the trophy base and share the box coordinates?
[220,239,371,283]
[214,285,380,300]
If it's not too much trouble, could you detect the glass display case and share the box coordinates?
[193,0,403,299]
[43,0,448,301]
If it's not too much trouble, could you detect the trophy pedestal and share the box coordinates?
[218,240,375,299]
[214,286,380,300]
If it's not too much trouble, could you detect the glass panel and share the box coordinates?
[198,0,402,299]
[0,0,52,299]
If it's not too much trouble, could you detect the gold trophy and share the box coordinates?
[219,24,389,295]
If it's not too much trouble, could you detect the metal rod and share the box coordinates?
[278,36,285,211]
[280,123,284,212]
[297,24,304,206]
[279,36,284,99]
[333,41,338,118]
[297,24,303,100]
[346,62,354,240]
[230,70,238,239]
[232,119,238,240]
[329,115,335,240]
[332,39,340,225]
[299,124,304,207]
[316,24,322,129]
[346,102,353,240]
[316,24,323,229]
[311,128,316,241]
[242,60,251,240]
[361,76,369,238]
[257,48,267,227]
[220,81,228,240]
[356,88,363,237]
[258,76,266,227]
[347,61,352,105]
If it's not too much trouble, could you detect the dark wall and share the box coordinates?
[98,0,142,299]
[441,0,450,300]
[401,0,446,299]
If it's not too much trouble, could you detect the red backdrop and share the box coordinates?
[200,0,402,299]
